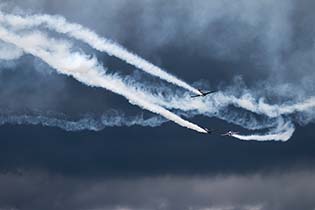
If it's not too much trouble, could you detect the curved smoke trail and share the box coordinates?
[232,120,295,141]
[130,85,313,141]
[0,12,201,95]
[113,78,313,141]
[0,26,206,133]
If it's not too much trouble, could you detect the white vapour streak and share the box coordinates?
[0,27,206,133]
[0,113,166,131]
[0,12,201,95]
[226,94,315,118]
[232,120,295,141]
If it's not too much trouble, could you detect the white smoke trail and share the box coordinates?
[0,107,280,133]
[232,120,295,141]
[225,94,315,118]
[0,113,166,131]
[0,26,206,133]
[0,12,201,95]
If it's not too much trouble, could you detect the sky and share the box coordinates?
[0,0,315,210]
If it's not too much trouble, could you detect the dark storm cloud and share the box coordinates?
[1,169,315,210]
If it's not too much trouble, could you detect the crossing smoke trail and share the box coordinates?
[109,71,315,121]
[0,12,201,95]
[139,87,313,141]
[133,91,300,141]
[115,77,314,141]
[0,26,207,133]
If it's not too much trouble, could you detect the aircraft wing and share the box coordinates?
[190,94,202,98]
[204,90,217,95]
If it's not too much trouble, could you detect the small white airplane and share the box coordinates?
[191,89,217,98]
[221,131,239,136]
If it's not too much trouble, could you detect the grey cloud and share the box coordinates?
[0,169,315,210]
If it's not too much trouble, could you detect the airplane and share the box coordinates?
[191,89,217,98]
[221,131,239,136]
[204,128,217,134]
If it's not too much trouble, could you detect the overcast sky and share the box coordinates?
[0,0,315,210]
